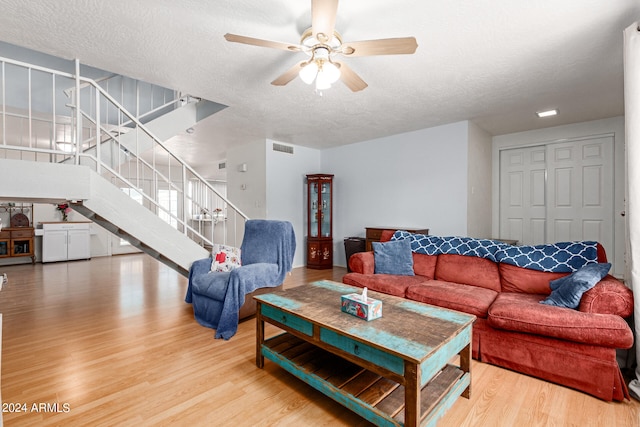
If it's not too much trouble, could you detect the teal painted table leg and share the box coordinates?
[256,302,264,368]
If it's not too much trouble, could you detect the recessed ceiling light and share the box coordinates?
[536,109,558,118]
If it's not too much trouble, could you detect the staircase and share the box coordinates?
[0,54,247,276]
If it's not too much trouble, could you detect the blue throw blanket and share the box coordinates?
[391,230,598,273]
[494,240,598,273]
[391,231,510,262]
[186,220,296,339]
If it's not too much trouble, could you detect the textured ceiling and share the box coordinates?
[0,0,638,177]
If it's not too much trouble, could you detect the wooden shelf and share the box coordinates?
[262,333,466,426]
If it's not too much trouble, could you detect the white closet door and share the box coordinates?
[546,136,614,253]
[499,135,615,258]
[499,146,547,245]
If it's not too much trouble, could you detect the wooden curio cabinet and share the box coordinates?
[306,174,333,269]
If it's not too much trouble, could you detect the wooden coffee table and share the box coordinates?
[254,280,475,427]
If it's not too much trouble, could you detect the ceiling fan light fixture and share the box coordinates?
[321,60,341,84]
[299,61,318,84]
[315,71,332,90]
[224,4,417,93]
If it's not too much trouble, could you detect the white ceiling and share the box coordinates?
[0,0,638,175]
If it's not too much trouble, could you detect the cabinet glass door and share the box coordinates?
[320,182,331,238]
[0,241,8,256]
[310,182,319,237]
[11,239,31,255]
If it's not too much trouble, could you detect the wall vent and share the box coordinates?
[273,143,294,154]
[218,162,226,169]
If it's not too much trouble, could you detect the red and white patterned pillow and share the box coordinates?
[210,244,242,272]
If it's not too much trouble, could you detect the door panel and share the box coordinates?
[546,137,614,254]
[554,168,573,207]
[67,228,90,260]
[499,146,547,245]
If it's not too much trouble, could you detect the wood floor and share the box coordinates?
[0,255,637,426]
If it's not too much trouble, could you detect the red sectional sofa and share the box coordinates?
[342,230,635,401]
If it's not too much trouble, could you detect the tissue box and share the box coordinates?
[341,293,382,321]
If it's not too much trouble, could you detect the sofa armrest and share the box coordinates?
[579,275,634,317]
[349,251,375,274]
[190,257,212,275]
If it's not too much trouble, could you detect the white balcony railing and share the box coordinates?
[0,55,247,248]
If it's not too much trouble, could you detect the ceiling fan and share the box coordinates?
[224,0,418,92]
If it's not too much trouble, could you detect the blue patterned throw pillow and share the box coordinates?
[373,239,414,276]
[540,262,611,309]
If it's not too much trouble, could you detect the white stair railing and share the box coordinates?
[0,55,246,248]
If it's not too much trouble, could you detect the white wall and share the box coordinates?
[322,121,471,267]
[226,138,323,267]
[226,140,268,220]
[265,140,321,268]
[200,138,323,266]
[492,116,626,277]
[467,121,493,238]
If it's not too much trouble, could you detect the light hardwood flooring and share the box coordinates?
[0,254,638,426]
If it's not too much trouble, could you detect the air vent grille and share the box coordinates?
[273,143,294,154]
[218,162,226,169]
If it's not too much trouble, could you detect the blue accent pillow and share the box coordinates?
[540,262,611,309]
[373,239,414,276]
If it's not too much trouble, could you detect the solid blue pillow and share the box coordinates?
[373,239,414,276]
[540,262,611,309]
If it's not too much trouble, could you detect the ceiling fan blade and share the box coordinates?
[312,0,339,43]
[224,33,302,52]
[271,61,306,86]
[335,61,367,92]
[342,37,418,56]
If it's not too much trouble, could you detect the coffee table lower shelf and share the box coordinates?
[262,333,469,427]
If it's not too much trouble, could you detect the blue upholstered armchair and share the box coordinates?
[185,219,296,339]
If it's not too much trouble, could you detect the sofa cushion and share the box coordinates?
[412,253,437,278]
[406,280,498,319]
[488,293,633,348]
[435,254,501,292]
[342,273,427,297]
[499,263,567,294]
[373,239,415,275]
[541,263,611,309]
[192,271,231,300]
